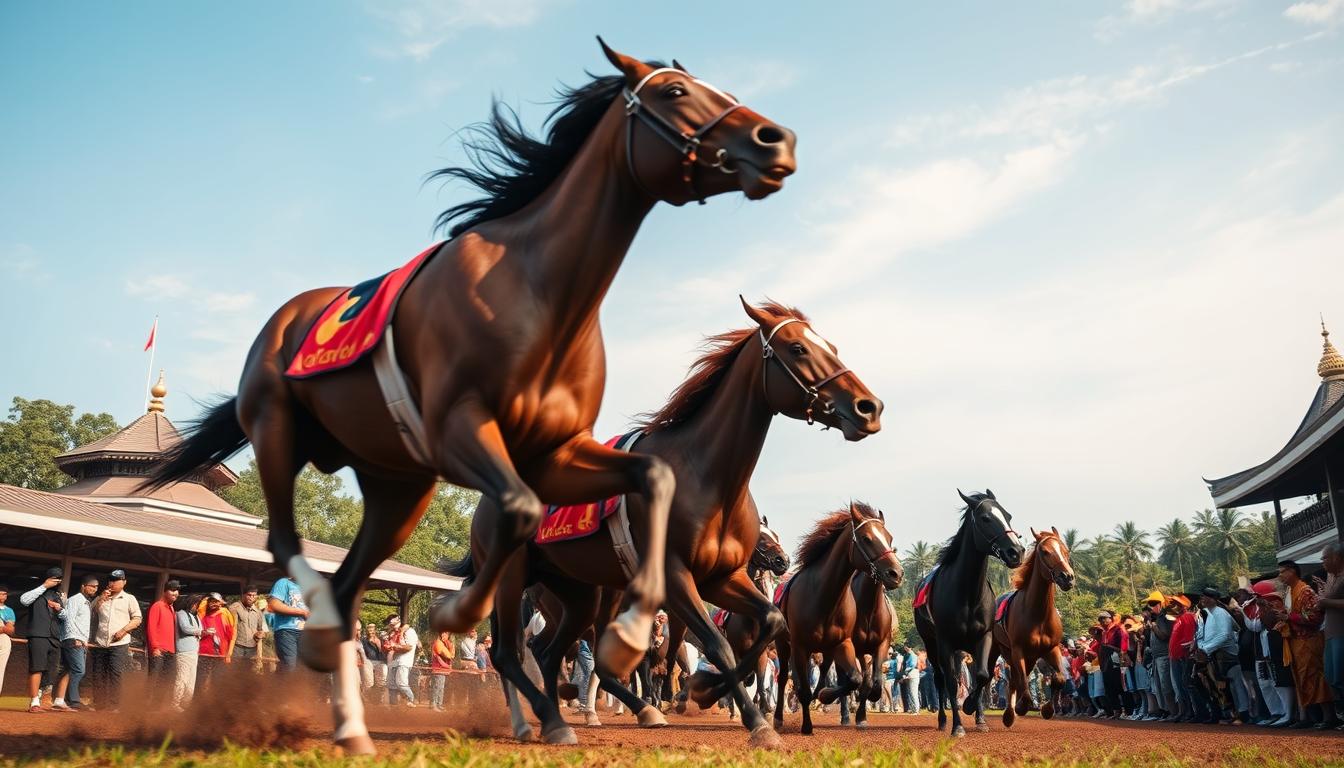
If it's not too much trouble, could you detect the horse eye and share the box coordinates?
[790,342,807,355]
[665,84,687,98]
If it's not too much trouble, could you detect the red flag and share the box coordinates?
[144,318,157,352]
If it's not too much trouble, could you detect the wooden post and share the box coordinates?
[1328,459,1344,545]
[1273,498,1284,551]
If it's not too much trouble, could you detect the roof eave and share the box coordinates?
[1210,401,1344,508]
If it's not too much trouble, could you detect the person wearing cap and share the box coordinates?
[1095,610,1127,717]
[1245,580,1291,726]
[0,585,14,700]
[1143,591,1176,721]
[196,592,236,693]
[383,614,418,706]
[1167,594,1202,722]
[89,568,141,712]
[19,567,66,712]
[52,574,99,711]
[145,580,181,707]
[1277,559,1337,729]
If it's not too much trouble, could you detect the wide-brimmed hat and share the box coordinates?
[1200,587,1224,600]
[1170,594,1191,608]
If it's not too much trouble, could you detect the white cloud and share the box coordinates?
[203,291,257,314]
[1270,60,1304,72]
[125,274,189,299]
[1285,0,1344,25]
[1095,0,1239,40]
[367,0,560,61]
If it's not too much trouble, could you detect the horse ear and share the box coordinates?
[849,501,864,523]
[878,508,885,521]
[985,488,996,500]
[1030,527,1041,540]
[739,295,774,329]
[672,58,689,73]
[596,36,650,84]
[957,489,974,507]
[761,515,769,527]
[1052,526,1059,537]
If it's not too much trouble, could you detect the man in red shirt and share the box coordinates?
[1097,610,1128,717]
[145,580,179,708]
[1166,595,1204,722]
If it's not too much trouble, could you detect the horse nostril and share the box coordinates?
[753,124,786,146]
[855,399,878,417]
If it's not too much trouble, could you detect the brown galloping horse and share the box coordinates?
[847,569,894,727]
[773,503,903,735]
[143,40,796,754]
[990,527,1074,728]
[473,302,882,746]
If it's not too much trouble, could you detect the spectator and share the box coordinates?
[20,567,65,712]
[0,585,14,698]
[145,580,180,707]
[173,593,203,710]
[430,630,453,711]
[476,633,492,671]
[1276,560,1338,728]
[361,622,387,702]
[267,576,308,672]
[900,644,920,715]
[570,638,594,713]
[383,614,418,706]
[1096,610,1126,717]
[1318,541,1344,714]
[53,574,98,711]
[1192,587,1238,723]
[89,569,141,713]
[1246,580,1291,726]
[229,586,267,668]
[917,649,937,711]
[197,593,236,693]
[1167,595,1201,722]
[454,627,478,671]
[1144,592,1176,721]
[881,649,898,713]
[1227,588,1265,723]
[1121,615,1148,720]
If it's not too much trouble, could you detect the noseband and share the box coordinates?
[623,67,746,205]
[852,517,896,583]
[969,499,1022,564]
[759,317,851,424]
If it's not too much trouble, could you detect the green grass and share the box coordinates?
[0,735,1330,768]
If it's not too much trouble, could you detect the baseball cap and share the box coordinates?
[1144,590,1165,604]
[44,567,64,579]
[109,569,127,581]
[165,580,182,591]
[207,592,224,602]
[1251,581,1282,599]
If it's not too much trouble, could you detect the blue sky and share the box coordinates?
[3,1,1343,555]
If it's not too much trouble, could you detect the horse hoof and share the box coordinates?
[952,725,966,738]
[855,720,868,730]
[637,707,668,728]
[596,610,651,679]
[675,698,688,715]
[976,722,990,733]
[584,711,602,728]
[298,626,343,673]
[816,687,838,706]
[335,734,376,756]
[557,683,579,701]
[542,725,578,745]
[750,724,783,749]
[429,593,482,634]
[961,699,977,717]
[1041,702,1054,720]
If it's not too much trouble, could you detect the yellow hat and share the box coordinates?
[1145,590,1166,604]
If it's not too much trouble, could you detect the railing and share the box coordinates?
[1280,497,1336,547]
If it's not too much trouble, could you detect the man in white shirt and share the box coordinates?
[384,614,418,706]
[89,569,141,712]
[53,574,99,711]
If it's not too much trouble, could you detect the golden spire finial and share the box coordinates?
[148,370,168,413]
[1319,317,1344,381]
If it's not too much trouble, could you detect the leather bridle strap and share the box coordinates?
[852,517,895,582]
[759,318,851,424]
[623,67,746,205]
[969,499,1021,564]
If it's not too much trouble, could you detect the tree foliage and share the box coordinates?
[0,397,119,491]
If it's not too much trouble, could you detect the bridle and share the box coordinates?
[852,516,896,583]
[758,317,851,424]
[752,523,788,576]
[1035,535,1072,588]
[968,498,1023,565]
[622,67,746,205]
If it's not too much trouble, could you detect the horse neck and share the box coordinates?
[851,572,883,615]
[1020,553,1056,621]
[807,527,859,616]
[507,101,656,331]
[665,339,774,506]
[944,523,990,592]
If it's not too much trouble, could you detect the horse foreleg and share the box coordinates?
[491,556,574,745]
[832,641,864,728]
[773,637,791,731]
[702,569,786,692]
[1042,645,1066,720]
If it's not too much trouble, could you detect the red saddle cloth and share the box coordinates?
[995,591,1016,624]
[772,575,793,608]
[911,564,940,610]
[286,243,440,379]
[713,609,730,630]
[534,435,624,545]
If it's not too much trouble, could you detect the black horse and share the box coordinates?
[913,490,1025,737]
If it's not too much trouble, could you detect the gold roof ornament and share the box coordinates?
[148,370,168,413]
[1319,317,1344,381]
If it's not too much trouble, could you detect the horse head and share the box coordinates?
[957,488,1025,568]
[1031,526,1075,591]
[849,502,903,589]
[752,515,790,576]
[599,39,796,205]
[739,298,883,440]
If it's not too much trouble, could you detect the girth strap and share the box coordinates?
[372,326,434,470]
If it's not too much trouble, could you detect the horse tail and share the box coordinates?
[442,551,475,582]
[139,397,248,491]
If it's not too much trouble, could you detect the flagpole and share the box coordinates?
[143,316,158,413]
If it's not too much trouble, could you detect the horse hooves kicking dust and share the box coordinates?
[542,725,579,745]
[749,724,783,749]
[637,707,668,727]
[596,610,652,678]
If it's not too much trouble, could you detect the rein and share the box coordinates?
[758,318,851,424]
[622,67,745,205]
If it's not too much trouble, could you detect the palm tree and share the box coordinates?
[902,541,939,589]
[1062,528,1082,552]
[1194,507,1251,580]
[1109,522,1154,607]
[1155,518,1194,590]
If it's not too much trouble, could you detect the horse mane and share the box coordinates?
[1011,544,1038,589]
[636,302,810,432]
[429,65,663,238]
[935,505,973,567]
[796,501,876,569]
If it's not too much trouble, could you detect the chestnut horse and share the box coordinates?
[990,527,1074,728]
[143,40,796,754]
[773,503,903,736]
[913,490,1025,738]
[468,301,883,746]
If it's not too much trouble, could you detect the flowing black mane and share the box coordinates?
[429,65,662,238]
[935,503,976,567]
[796,502,877,569]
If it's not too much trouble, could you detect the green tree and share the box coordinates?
[1193,508,1251,584]
[1155,518,1194,590]
[901,541,938,593]
[1109,521,1154,607]
[220,460,362,544]
[0,397,119,491]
